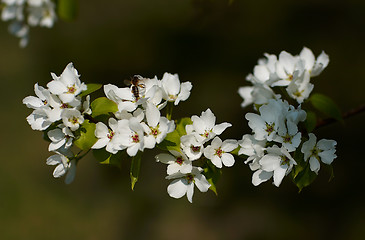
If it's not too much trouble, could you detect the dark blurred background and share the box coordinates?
[0,0,364,239]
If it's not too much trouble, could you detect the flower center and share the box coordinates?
[67,85,76,94]
[265,123,275,135]
[185,174,194,184]
[168,94,177,100]
[311,146,322,159]
[215,147,223,157]
[175,157,183,165]
[61,103,70,109]
[283,134,292,144]
[288,74,293,81]
[132,133,140,143]
[191,145,201,153]
[69,117,79,125]
[107,131,115,140]
[150,126,160,138]
[42,100,48,105]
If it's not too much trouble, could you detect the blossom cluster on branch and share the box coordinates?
[1,0,56,47]
[23,47,340,203]
[238,47,337,190]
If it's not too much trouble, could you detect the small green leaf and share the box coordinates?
[309,93,343,123]
[91,97,118,118]
[130,152,142,191]
[73,120,97,150]
[79,83,102,98]
[176,117,193,136]
[203,161,222,196]
[92,149,124,169]
[57,0,78,21]
[304,111,317,133]
[293,163,317,192]
[157,131,180,152]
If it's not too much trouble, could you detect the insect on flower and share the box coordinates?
[124,75,147,101]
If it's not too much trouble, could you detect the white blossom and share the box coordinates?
[92,118,125,154]
[160,72,192,105]
[301,133,337,174]
[258,145,296,187]
[166,167,210,203]
[47,124,74,151]
[61,109,84,131]
[46,152,76,184]
[204,137,238,168]
[155,150,192,175]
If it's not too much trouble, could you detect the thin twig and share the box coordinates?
[316,103,365,129]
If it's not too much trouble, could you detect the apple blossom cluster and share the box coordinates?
[24,63,240,203]
[23,62,88,183]
[238,48,337,189]
[238,47,329,107]
[1,0,56,47]
[156,108,238,202]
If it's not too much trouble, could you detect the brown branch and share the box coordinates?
[315,103,365,129]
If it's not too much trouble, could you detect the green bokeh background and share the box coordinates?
[1,0,364,239]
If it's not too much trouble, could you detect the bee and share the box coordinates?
[124,75,146,101]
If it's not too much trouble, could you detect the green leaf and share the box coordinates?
[57,0,78,21]
[157,131,180,152]
[130,152,142,191]
[203,161,222,196]
[304,111,317,133]
[309,93,343,123]
[93,149,123,169]
[91,97,118,118]
[79,83,102,98]
[293,163,317,192]
[176,117,193,136]
[73,120,97,150]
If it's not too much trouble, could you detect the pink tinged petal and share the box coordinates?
[221,153,235,167]
[300,47,315,70]
[194,174,210,192]
[260,154,281,172]
[127,144,140,157]
[47,80,67,95]
[210,155,223,168]
[213,122,232,135]
[309,156,320,174]
[146,103,160,127]
[186,182,195,203]
[273,166,287,187]
[318,149,336,165]
[254,65,270,83]
[252,170,273,186]
[53,164,67,178]
[65,160,76,184]
[167,179,187,199]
